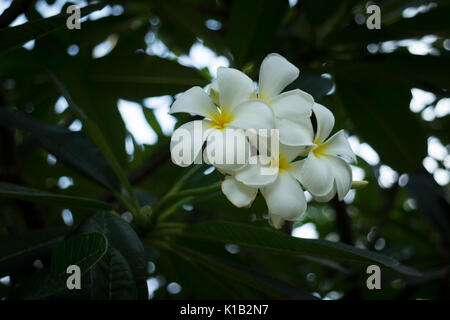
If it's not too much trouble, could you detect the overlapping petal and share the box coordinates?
[279,143,307,163]
[203,128,250,174]
[229,99,274,133]
[322,130,356,162]
[313,103,334,144]
[217,67,255,112]
[311,185,336,203]
[235,155,278,187]
[170,86,219,119]
[170,120,215,167]
[208,79,220,106]
[269,213,285,230]
[277,118,314,147]
[258,53,299,100]
[327,155,352,201]
[297,151,334,197]
[221,176,258,207]
[261,172,307,221]
[271,89,313,119]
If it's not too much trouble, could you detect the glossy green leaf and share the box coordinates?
[0,227,71,277]
[0,109,122,193]
[285,72,333,100]
[333,66,427,173]
[0,3,106,54]
[18,232,108,299]
[89,53,209,100]
[87,247,138,300]
[46,71,139,212]
[228,0,289,67]
[330,3,450,45]
[0,182,113,210]
[180,221,422,277]
[162,241,316,299]
[406,170,450,245]
[78,212,148,299]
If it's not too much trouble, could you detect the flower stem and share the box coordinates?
[156,181,222,222]
[153,165,204,212]
[172,181,222,198]
[157,196,195,222]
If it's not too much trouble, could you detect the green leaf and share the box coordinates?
[0,3,106,54]
[228,0,289,67]
[17,232,108,299]
[0,108,122,193]
[330,3,450,45]
[46,71,139,212]
[162,241,316,299]
[143,107,163,137]
[88,247,138,300]
[78,212,148,299]
[347,53,450,91]
[180,221,422,277]
[89,53,209,100]
[155,0,226,57]
[0,227,71,278]
[286,72,333,100]
[0,182,113,210]
[406,170,450,245]
[333,64,427,172]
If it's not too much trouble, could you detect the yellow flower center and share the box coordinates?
[211,110,233,130]
[271,155,291,174]
[257,93,272,105]
[312,143,328,158]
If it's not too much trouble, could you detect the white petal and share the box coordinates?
[287,159,305,181]
[221,176,258,208]
[313,103,334,144]
[312,185,336,203]
[323,130,356,162]
[327,155,352,201]
[259,53,299,100]
[208,79,220,106]
[271,89,313,119]
[269,213,285,229]
[170,120,214,167]
[203,128,250,173]
[229,99,274,132]
[261,172,307,220]
[170,86,219,119]
[297,151,334,197]
[235,155,278,187]
[279,143,307,163]
[217,67,255,112]
[276,118,314,147]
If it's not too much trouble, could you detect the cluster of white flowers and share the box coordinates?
[169,53,356,228]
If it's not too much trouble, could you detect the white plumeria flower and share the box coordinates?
[295,103,356,202]
[169,67,274,167]
[209,54,314,147]
[256,53,314,146]
[221,144,308,229]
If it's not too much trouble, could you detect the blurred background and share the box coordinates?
[0,0,449,300]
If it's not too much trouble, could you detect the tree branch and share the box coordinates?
[331,197,353,245]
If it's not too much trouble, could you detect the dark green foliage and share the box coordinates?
[0,0,448,300]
